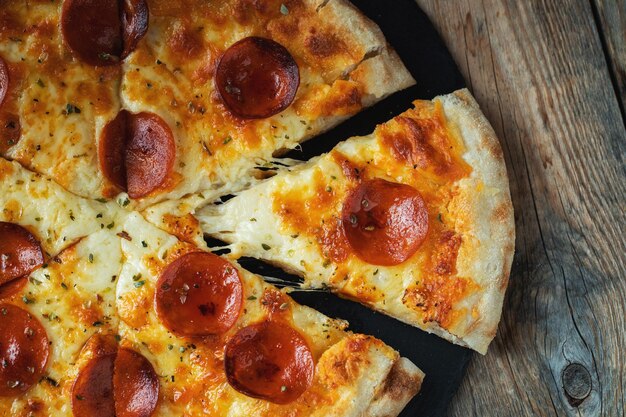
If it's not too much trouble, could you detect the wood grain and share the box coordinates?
[415,0,626,416]
[592,0,626,121]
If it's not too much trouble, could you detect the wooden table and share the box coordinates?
[415,1,626,415]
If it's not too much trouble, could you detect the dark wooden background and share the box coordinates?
[414,0,625,415]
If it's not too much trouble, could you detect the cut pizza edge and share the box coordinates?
[193,88,515,354]
[0,160,424,416]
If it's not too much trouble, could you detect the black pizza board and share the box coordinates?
[296,1,472,415]
[226,1,472,416]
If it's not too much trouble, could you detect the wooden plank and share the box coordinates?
[592,0,626,121]
[415,0,626,416]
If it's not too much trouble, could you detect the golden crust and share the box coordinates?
[433,89,515,353]
[365,357,425,417]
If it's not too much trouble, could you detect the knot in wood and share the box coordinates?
[562,363,591,405]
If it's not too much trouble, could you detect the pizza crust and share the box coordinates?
[365,357,425,417]
[433,89,515,353]
[309,335,423,417]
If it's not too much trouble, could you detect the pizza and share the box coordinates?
[0,157,424,416]
[0,1,515,416]
[193,90,515,354]
[0,0,413,209]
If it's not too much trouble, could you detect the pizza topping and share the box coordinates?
[0,304,50,397]
[216,37,299,119]
[120,0,150,59]
[0,277,27,301]
[224,321,314,404]
[71,353,116,417]
[61,0,148,66]
[0,222,44,287]
[341,179,429,266]
[113,348,159,417]
[0,56,8,107]
[155,252,243,336]
[99,110,175,199]
[72,342,158,417]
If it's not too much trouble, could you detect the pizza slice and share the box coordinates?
[0,158,424,416]
[0,161,130,414]
[196,89,515,354]
[113,211,424,416]
[105,0,415,207]
[0,0,122,196]
[1,1,413,208]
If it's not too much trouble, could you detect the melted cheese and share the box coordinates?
[114,212,410,417]
[197,97,488,348]
[0,159,123,257]
[1,0,413,209]
[0,164,420,416]
[0,2,120,198]
[0,230,123,416]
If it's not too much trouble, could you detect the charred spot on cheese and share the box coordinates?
[161,213,201,245]
[429,231,462,276]
[0,222,45,287]
[99,110,176,199]
[341,179,429,266]
[403,275,476,329]
[320,80,363,117]
[305,28,345,58]
[378,106,471,180]
[167,22,204,60]
[0,304,50,397]
[216,37,300,119]
[61,0,148,66]
[331,152,363,182]
[259,287,291,316]
[224,320,314,404]
[155,252,243,336]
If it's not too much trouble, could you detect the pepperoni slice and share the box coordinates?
[216,37,300,119]
[72,342,158,417]
[224,321,314,404]
[113,348,159,417]
[99,110,175,199]
[61,0,148,66]
[0,277,27,301]
[61,0,122,66]
[71,353,116,417]
[0,304,49,397]
[0,222,44,287]
[0,56,8,107]
[155,252,243,337]
[99,110,128,191]
[341,179,429,266]
[120,0,149,59]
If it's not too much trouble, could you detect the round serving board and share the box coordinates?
[235,1,471,415]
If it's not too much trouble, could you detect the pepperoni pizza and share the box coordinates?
[196,90,515,354]
[0,1,515,416]
[0,157,423,415]
[0,0,413,208]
